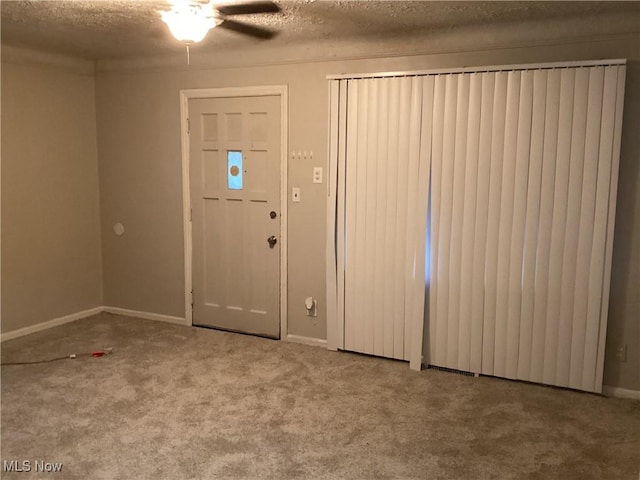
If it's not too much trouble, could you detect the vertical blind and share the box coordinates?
[336,76,431,365]
[327,60,626,392]
[429,64,626,393]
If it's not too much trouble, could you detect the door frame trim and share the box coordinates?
[180,86,289,339]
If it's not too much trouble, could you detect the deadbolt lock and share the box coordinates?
[270,211,277,219]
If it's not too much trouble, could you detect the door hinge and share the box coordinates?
[187,118,190,134]
[190,290,194,308]
[189,207,192,222]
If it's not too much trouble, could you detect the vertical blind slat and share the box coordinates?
[458,73,482,372]
[393,78,412,359]
[336,80,348,350]
[517,69,547,380]
[494,71,521,378]
[447,74,469,367]
[429,75,446,364]
[482,71,508,375]
[437,74,458,365]
[344,80,359,352]
[529,69,561,383]
[470,72,495,374]
[543,68,576,385]
[354,80,369,354]
[363,79,378,355]
[383,79,401,358]
[505,70,534,379]
[373,79,390,357]
[556,68,589,386]
[404,78,425,359]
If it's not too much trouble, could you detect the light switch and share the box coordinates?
[292,187,301,202]
[313,167,323,184]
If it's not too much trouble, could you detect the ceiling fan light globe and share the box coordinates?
[161,9,215,43]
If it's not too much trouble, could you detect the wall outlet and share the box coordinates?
[614,344,627,362]
[305,297,318,317]
[313,167,323,184]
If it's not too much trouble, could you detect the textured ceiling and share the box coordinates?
[1,1,639,61]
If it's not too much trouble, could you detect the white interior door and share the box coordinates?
[189,95,281,338]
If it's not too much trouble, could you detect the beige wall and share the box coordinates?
[1,54,103,333]
[95,32,639,390]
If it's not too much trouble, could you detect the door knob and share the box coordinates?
[268,235,278,248]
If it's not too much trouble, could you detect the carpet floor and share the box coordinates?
[1,312,638,479]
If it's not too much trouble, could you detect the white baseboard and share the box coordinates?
[1,306,189,342]
[602,385,640,400]
[286,334,327,348]
[102,306,189,326]
[0,307,103,342]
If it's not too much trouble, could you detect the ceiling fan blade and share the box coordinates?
[216,1,280,16]
[218,19,278,39]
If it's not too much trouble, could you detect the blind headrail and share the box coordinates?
[326,59,626,81]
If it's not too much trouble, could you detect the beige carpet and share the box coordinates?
[1,312,638,479]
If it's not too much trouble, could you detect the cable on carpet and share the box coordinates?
[1,348,113,366]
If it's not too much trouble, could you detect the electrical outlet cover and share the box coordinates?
[313,167,323,184]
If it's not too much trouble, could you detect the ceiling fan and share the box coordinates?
[161,0,281,45]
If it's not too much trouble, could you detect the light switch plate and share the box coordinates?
[313,167,323,184]
[292,187,301,202]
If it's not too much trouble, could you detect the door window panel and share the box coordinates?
[227,151,243,190]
